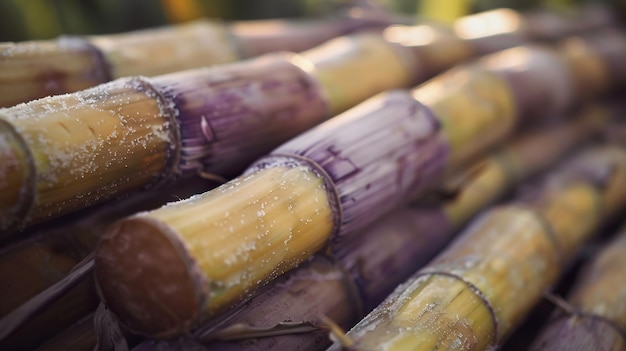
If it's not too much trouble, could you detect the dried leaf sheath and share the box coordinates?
[530,228,626,351]
[333,146,626,351]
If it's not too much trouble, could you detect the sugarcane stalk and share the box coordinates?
[3,8,599,234]
[530,226,626,351]
[130,105,608,351]
[92,29,626,338]
[328,145,626,351]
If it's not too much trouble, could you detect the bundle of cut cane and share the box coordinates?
[0,5,613,108]
[92,30,626,338]
[530,226,626,351]
[325,145,626,351]
[129,106,607,351]
[2,105,607,351]
[2,10,604,234]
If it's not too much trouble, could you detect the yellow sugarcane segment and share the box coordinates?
[91,20,239,78]
[147,165,334,314]
[426,206,561,337]
[570,230,626,330]
[350,274,496,351]
[383,24,473,79]
[0,78,175,226]
[0,41,107,108]
[443,158,509,226]
[534,182,601,262]
[413,68,516,168]
[301,33,416,114]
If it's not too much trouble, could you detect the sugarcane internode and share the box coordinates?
[329,146,626,351]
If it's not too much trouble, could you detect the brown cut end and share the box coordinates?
[94,216,206,338]
[0,118,34,233]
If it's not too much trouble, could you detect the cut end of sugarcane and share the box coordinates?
[0,117,35,234]
[94,215,207,338]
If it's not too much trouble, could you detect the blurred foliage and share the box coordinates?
[0,0,621,41]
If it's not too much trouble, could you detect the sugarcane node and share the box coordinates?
[130,76,182,187]
[0,117,36,234]
[57,35,113,85]
[508,203,567,266]
[411,271,500,348]
[94,215,207,338]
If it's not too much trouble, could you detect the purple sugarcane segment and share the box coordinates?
[248,91,449,237]
[479,45,574,118]
[151,53,330,178]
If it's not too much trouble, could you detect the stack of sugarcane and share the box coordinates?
[0,5,614,108]
[130,106,610,351]
[1,5,626,351]
[1,7,588,350]
[1,6,599,235]
[89,28,626,340]
[529,225,626,351]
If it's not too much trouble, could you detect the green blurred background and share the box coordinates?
[0,0,621,41]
